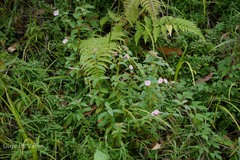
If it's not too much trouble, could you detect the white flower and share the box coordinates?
[62,38,68,44]
[129,65,133,70]
[53,10,59,16]
[124,54,130,59]
[158,78,164,84]
[163,78,168,84]
[158,77,168,84]
[145,80,151,86]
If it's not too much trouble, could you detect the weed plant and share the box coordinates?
[0,0,239,159]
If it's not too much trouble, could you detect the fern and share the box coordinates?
[134,21,144,45]
[139,0,162,19]
[123,0,140,25]
[79,31,124,80]
[123,0,165,24]
[156,16,205,40]
[134,16,205,47]
[117,1,205,49]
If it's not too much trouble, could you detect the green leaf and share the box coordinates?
[108,10,121,22]
[73,12,81,19]
[123,0,139,25]
[71,29,79,36]
[98,112,109,121]
[140,0,162,19]
[107,107,114,116]
[94,149,110,160]
[134,22,144,45]
[100,16,109,28]
[153,25,161,42]
[64,114,73,127]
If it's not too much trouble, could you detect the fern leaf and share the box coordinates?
[157,16,205,40]
[160,26,168,40]
[79,31,124,80]
[100,16,109,28]
[123,0,140,25]
[142,17,152,43]
[140,0,162,19]
[153,24,161,42]
[172,17,204,40]
[134,21,144,45]
[109,31,126,41]
[108,10,121,22]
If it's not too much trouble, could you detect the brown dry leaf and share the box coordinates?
[157,47,182,56]
[83,105,97,116]
[7,42,19,53]
[152,143,161,150]
[195,72,213,84]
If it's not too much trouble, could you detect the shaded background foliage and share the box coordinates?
[0,0,240,159]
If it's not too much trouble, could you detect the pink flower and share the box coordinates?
[129,65,133,70]
[53,10,59,16]
[151,109,160,116]
[158,77,168,84]
[62,38,68,44]
[158,78,164,84]
[145,80,151,86]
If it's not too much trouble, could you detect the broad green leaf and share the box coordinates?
[94,149,110,160]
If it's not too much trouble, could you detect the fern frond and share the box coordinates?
[108,10,122,22]
[109,30,126,41]
[134,21,144,45]
[172,17,204,40]
[157,16,205,40]
[153,24,161,42]
[139,0,163,19]
[79,32,123,79]
[142,17,152,43]
[123,0,140,25]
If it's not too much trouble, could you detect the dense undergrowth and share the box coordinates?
[0,0,239,159]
